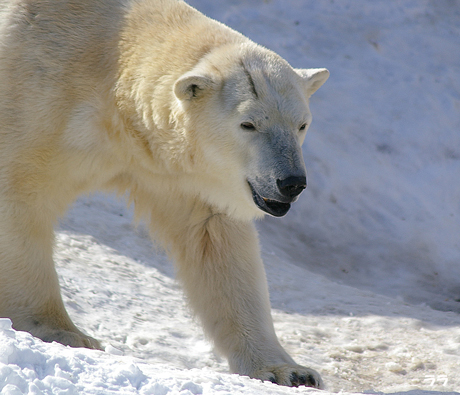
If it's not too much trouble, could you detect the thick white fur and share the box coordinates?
[0,0,328,387]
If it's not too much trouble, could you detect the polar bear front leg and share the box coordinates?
[0,202,101,349]
[171,212,323,388]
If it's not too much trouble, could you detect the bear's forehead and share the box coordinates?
[222,60,306,115]
[249,67,298,100]
[241,69,306,119]
[242,54,305,102]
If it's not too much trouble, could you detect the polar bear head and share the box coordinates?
[173,43,329,220]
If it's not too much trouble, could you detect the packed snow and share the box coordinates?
[1,0,460,394]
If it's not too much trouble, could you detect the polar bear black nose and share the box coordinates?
[277,176,307,199]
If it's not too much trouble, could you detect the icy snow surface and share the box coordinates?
[1,0,460,394]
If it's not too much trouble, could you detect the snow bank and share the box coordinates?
[1,317,458,395]
[0,318,326,395]
[190,0,460,313]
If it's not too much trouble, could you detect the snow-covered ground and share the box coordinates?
[1,0,460,394]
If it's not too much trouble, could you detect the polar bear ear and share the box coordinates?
[294,68,329,97]
[174,72,217,101]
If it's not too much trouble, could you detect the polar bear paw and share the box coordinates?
[252,364,323,388]
[40,328,102,350]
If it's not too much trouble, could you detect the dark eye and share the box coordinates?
[299,123,308,132]
[241,122,256,131]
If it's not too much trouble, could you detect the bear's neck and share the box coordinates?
[112,0,245,172]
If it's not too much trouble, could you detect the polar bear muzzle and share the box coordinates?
[248,175,306,217]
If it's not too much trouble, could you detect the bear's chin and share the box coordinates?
[248,182,291,217]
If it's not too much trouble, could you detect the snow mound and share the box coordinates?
[0,318,322,395]
[2,318,458,395]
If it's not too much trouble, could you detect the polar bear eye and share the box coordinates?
[299,123,308,132]
[240,122,256,131]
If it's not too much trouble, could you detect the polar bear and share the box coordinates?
[0,0,328,388]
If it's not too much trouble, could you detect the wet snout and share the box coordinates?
[247,132,307,217]
[276,176,307,200]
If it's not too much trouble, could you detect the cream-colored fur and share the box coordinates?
[0,0,328,387]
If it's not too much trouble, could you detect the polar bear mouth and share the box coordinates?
[248,182,291,217]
